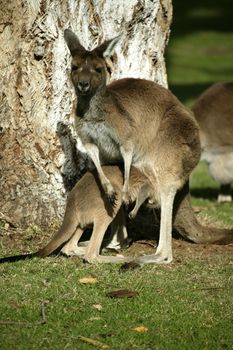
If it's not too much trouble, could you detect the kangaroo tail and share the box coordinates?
[35,200,80,258]
[0,253,36,264]
[173,182,233,244]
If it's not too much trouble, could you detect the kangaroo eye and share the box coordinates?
[72,64,78,71]
[95,67,102,74]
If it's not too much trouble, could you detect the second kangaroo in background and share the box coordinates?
[192,82,233,202]
[64,29,201,264]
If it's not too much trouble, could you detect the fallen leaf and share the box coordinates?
[79,277,97,284]
[106,289,138,298]
[89,316,101,321]
[79,335,109,349]
[131,325,148,332]
[93,304,103,311]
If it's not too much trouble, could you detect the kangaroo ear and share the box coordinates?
[64,29,86,55]
[95,35,122,58]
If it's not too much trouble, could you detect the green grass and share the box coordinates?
[0,254,232,350]
[1,2,233,349]
[191,161,233,227]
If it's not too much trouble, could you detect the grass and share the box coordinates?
[1,1,233,349]
[191,162,233,227]
[0,252,232,350]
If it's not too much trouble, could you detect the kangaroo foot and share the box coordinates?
[61,245,86,256]
[217,194,232,203]
[83,254,128,264]
[128,209,137,220]
[120,252,173,270]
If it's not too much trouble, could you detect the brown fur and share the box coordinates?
[0,166,150,264]
[173,181,233,245]
[1,165,232,264]
[64,29,201,264]
[192,82,233,202]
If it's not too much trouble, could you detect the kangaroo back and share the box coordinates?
[192,82,233,148]
[192,82,233,202]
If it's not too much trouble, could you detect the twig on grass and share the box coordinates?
[197,286,225,291]
[135,240,156,248]
[79,336,109,349]
[0,300,48,326]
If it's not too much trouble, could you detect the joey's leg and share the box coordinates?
[81,208,129,251]
[128,184,151,219]
[120,146,133,203]
[61,228,85,256]
[106,206,129,249]
[84,143,116,204]
[84,219,127,264]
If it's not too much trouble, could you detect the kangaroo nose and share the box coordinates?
[78,80,90,92]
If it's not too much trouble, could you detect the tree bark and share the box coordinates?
[0,0,172,227]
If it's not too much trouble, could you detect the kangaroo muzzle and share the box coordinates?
[77,80,90,93]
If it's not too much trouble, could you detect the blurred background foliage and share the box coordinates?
[166,0,233,107]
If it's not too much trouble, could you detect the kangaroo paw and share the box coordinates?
[122,191,130,204]
[128,210,136,220]
[107,191,117,207]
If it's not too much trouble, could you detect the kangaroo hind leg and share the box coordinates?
[84,217,128,264]
[61,228,85,256]
[122,186,176,269]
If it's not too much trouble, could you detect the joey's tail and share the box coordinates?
[0,253,36,263]
[173,182,233,244]
[35,212,79,258]
[0,202,79,263]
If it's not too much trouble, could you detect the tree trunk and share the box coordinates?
[0,0,172,227]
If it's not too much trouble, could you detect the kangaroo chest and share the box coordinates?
[76,117,122,162]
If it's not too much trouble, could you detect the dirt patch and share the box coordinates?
[124,238,233,263]
[1,202,233,265]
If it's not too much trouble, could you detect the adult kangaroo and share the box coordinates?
[192,82,233,202]
[64,29,201,264]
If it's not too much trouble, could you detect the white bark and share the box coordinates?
[0,0,172,227]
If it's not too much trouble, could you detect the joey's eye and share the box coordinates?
[95,67,102,74]
[72,64,78,71]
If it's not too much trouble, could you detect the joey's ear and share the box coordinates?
[95,35,122,58]
[64,29,86,55]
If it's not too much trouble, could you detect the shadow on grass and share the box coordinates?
[191,187,233,200]
[190,187,219,200]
